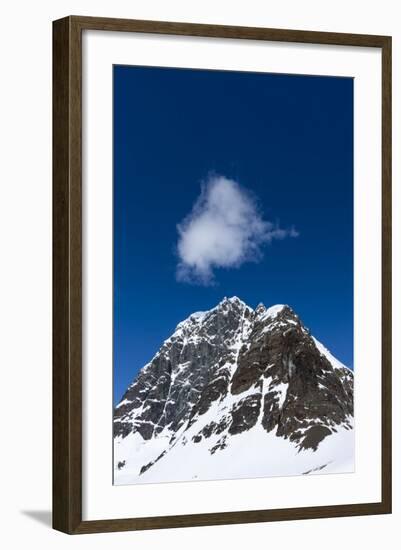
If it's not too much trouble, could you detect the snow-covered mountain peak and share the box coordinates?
[114,296,354,484]
[174,310,206,332]
[261,303,286,318]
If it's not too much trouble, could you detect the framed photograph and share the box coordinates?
[53,16,392,534]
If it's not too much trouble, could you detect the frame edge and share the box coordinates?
[69,14,391,47]
[52,15,392,534]
[52,15,83,534]
[381,35,392,515]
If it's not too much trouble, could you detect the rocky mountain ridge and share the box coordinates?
[114,297,354,484]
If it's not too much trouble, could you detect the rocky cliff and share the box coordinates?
[114,297,354,484]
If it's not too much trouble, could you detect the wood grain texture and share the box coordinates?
[69,15,389,47]
[52,15,392,534]
[52,16,82,534]
[381,36,392,514]
[75,502,389,534]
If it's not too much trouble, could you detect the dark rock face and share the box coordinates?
[229,393,262,435]
[114,297,253,441]
[114,297,354,471]
[229,305,353,448]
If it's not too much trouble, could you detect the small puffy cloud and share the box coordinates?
[176,175,298,285]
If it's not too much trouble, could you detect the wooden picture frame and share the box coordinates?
[53,15,392,534]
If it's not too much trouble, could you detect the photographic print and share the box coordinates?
[112,65,354,486]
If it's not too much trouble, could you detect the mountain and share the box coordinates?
[114,297,354,485]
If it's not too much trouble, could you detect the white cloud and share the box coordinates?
[176,175,298,285]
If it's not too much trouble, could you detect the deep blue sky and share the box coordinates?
[113,65,353,404]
